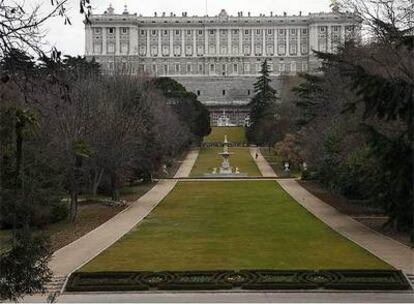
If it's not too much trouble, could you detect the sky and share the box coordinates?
[44,0,331,56]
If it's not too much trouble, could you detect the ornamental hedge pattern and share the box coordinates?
[66,270,411,292]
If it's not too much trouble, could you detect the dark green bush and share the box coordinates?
[49,203,69,224]
[66,270,411,292]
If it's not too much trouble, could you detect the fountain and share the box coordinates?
[204,135,247,177]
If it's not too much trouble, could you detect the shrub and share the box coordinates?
[66,270,411,292]
[49,203,69,224]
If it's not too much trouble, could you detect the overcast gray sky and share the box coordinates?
[44,0,331,56]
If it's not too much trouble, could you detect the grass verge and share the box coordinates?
[80,181,391,272]
[204,127,246,144]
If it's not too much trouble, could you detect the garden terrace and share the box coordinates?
[190,147,261,177]
[204,127,247,145]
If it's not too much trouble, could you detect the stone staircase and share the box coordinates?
[44,276,67,294]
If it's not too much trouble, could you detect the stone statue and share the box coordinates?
[284,162,290,172]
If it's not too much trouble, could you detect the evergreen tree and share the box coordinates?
[313,21,414,236]
[153,77,211,141]
[247,59,278,145]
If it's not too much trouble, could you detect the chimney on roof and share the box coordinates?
[283,12,287,16]
[248,12,251,17]
[162,12,165,17]
[299,11,302,16]
[154,12,157,17]
[270,11,273,17]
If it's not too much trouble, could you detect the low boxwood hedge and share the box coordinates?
[66,269,411,292]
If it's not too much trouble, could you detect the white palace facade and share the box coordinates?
[85,5,356,125]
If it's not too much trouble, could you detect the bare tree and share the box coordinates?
[338,0,414,41]
[0,0,91,56]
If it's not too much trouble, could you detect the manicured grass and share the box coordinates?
[190,147,261,177]
[81,181,390,272]
[204,127,246,143]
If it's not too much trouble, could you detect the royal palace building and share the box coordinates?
[85,5,356,125]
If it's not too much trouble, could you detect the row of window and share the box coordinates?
[93,42,309,56]
[139,44,307,56]
[95,26,350,36]
[141,28,310,36]
[104,62,308,74]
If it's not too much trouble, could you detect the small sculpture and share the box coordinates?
[212,168,217,174]
[284,162,290,172]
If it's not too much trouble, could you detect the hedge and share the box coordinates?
[66,270,411,292]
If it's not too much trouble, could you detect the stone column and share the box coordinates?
[181,29,185,57]
[228,29,231,55]
[298,27,301,56]
[158,29,161,56]
[170,29,173,57]
[204,27,210,54]
[286,28,290,57]
[102,27,107,55]
[262,29,266,56]
[146,29,150,57]
[216,29,220,55]
[193,30,197,57]
[239,28,242,55]
[274,28,278,57]
[251,29,254,56]
[205,28,208,55]
[115,27,120,55]
[327,25,332,52]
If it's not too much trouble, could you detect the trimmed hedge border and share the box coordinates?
[66,270,411,292]
[201,142,248,148]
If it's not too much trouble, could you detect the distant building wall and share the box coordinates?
[174,76,283,125]
[85,6,356,125]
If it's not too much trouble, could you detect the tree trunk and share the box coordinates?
[15,121,23,189]
[92,168,104,196]
[110,172,120,202]
[69,191,78,223]
[69,155,83,222]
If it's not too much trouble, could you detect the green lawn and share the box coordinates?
[204,127,246,143]
[190,147,261,177]
[81,181,390,272]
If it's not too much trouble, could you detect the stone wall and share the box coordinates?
[173,76,282,104]
[172,76,284,126]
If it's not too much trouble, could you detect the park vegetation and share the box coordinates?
[0,1,210,299]
[249,0,413,238]
[0,49,209,299]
